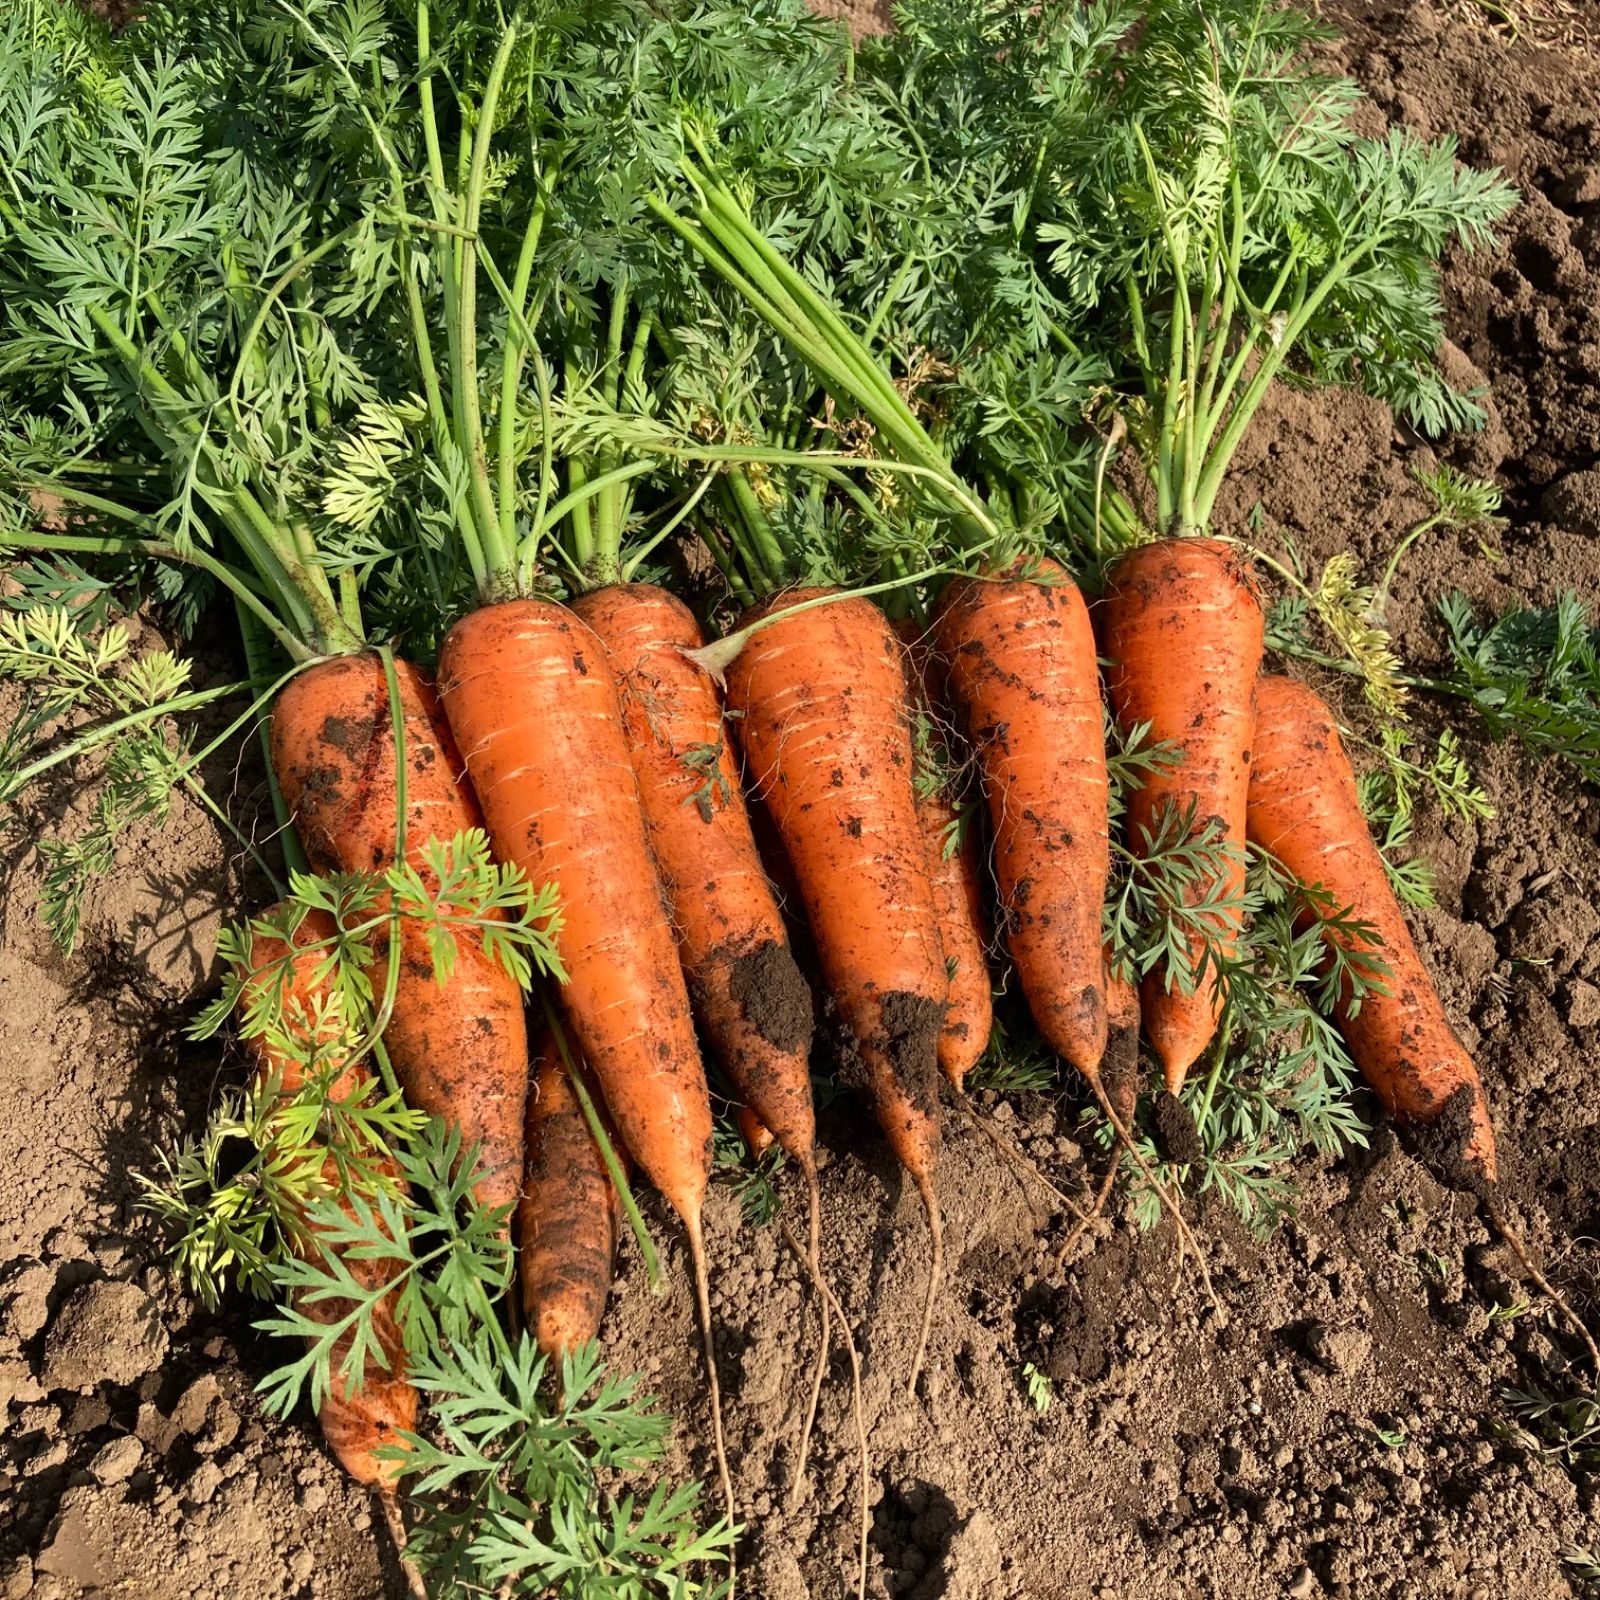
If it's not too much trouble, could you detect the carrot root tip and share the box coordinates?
[907,1170,943,1394]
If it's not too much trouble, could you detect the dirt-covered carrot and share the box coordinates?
[439,604,711,1223]
[1246,674,1497,1183]
[1100,538,1263,1093]
[438,600,731,1503]
[571,584,817,1172]
[271,655,530,1218]
[240,908,416,1488]
[726,588,948,1387]
[1102,956,1142,1132]
[519,1031,623,1364]
[899,626,993,1090]
[933,561,1109,1085]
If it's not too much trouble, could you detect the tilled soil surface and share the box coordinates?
[5,4,1600,1598]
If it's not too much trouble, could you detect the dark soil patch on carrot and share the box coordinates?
[727,939,815,1053]
[878,991,945,1113]
[6,4,1600,1600]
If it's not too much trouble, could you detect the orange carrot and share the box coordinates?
[436,600,729,1503]
[738,1104,776,1160]
[519,1031,623,1365]
[1100,538,1263,1094]
[725,588,946,1386]
[933,561,1109,1084]
[1246,675,1496,1184]
[270,655,529,1218]
[1102,957,1142,1132]
[240,908,416,1488]
[899,626,993,1090]
[571,584,817,1173]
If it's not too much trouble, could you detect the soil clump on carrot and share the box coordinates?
[725,940,815,1055]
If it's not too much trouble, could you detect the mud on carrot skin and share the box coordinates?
[933,559,1110,1086]
[725,587,948,1388]
[1245,673,1496,1185]
[270,654,531,1219]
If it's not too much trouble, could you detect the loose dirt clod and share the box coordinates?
[41,1282,168,1393]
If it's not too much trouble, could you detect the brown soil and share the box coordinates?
[6,4,1600,1598]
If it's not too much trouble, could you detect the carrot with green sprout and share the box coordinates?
[271,657,531,1218]
[1100,538,1263,1093]
[239,909,416,1489]
[1245,674,1495,1181]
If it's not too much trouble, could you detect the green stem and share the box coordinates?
[1191,1017,1233,1146]
[1193,234,1386,529]
[233,599,305,883]
[1375,514,1443,614]
[226,225,358,415]
[539,459,660,542]
[620,471,716,582]
[723,470,789,591]
[496,197,547,552]
[5,501,312,662]
[452,18,524,581]
[5,681,250,793]
[1191,179,1246,480]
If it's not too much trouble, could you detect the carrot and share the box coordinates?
[570,584,817,1174]
[933,561,1109,1085]
[270,654,529,1218]
[1100,538,1263,1093]
[240,908,417,1489]
[1245,674,1497,1184]
[1102,957,1142,1132]
[738,1104,776,1161]
[725,588,947,1388]
[519,1031,623,1365]
[899,627,993,1090]
[436,599,730,1508]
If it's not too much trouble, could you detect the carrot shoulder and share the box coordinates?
[241,909,416,1488]
[1246,674,1497,1184]
[271,654,529,1217]
[1100,538,1263,1094]
[934,560,1109,1081]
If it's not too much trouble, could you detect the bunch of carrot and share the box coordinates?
[323,526,1500,1413]
[0,1,1522,1576]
